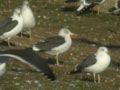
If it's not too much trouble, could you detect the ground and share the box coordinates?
[0,0,120,90]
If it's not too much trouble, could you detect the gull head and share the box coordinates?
[23,0,29,6]
[13,8,21,16]
[97,46,108,53]
[58,28,77,38]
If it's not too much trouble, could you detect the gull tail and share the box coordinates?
[66,64,82,74]
[66,69,81,74]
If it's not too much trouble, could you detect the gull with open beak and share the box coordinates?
[33,28,77,66]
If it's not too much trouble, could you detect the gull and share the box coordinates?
[21,0,36,38]
[32,28,77,66]
[77,0,106,15]
[67,47,111,83]
[0,48,56,81]
[110,0,120,15]
[0,8,23,47]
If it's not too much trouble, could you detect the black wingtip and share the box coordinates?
[109,7,116,12]
[65,70,79,75]
[45,73,56,81]
[0,48,57,82]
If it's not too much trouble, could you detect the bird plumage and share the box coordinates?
[77,0,105,14]
[110,0,120,15]
[0,8,23,46]
[21,0,36,37]
[67,47,111,83]
[33,28,74,65]
[0,48,56,81]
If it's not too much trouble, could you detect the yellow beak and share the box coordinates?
[70,32,78,38]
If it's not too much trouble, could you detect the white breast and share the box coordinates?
[22,5,36,29]
[85,52,111,73]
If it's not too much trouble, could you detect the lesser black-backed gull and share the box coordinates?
[0,8,23,47]
[77,0,106,15]
[0,48,56,81]
[67,47,111,83]
[32,28,77,66]
[21,0,36,38]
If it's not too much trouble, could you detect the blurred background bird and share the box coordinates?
[21,0,36,38]
[109,0,120,15]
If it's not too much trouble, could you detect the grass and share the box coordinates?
[0,0,120,90]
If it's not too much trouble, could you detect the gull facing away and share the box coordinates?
[32,28,77,66]
[110,0,120,15]
[77,0,106,15]
[67,47,111,83]
[21,0,36,38]
[0,8,23,47]
[0,48,56,81]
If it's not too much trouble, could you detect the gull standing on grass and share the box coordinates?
[110,0,120,15]
[21,0,36,38]
[0,8,23,47]
[77,0,106,15]
[33,28,77,66]
[67,47,111,83]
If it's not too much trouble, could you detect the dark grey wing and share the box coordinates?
[0,20,18,35]
[85,0,103,4]
[77,54,97,69]
[117,0,120,8]
[68,54,97,74]
[0,48,56,81]
[0,56,10,63]
[0,17,12,27]
[85,0,94,4]
[65,0,79,3]
[35,36,65,51]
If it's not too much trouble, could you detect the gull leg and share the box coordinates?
[93,73,96,83]
[98,74,100,83]
[7,38,11,47]
[97,6,100,15]
[20,32,23,38]
[28,29,32,39]
[56,54,59,65]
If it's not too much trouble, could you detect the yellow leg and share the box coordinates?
[93,73,96,83]
[97,6,100,15]
[7,38,11,47]
[56,54,59,65]
[28,29,32,39]
[98,74,100,83]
